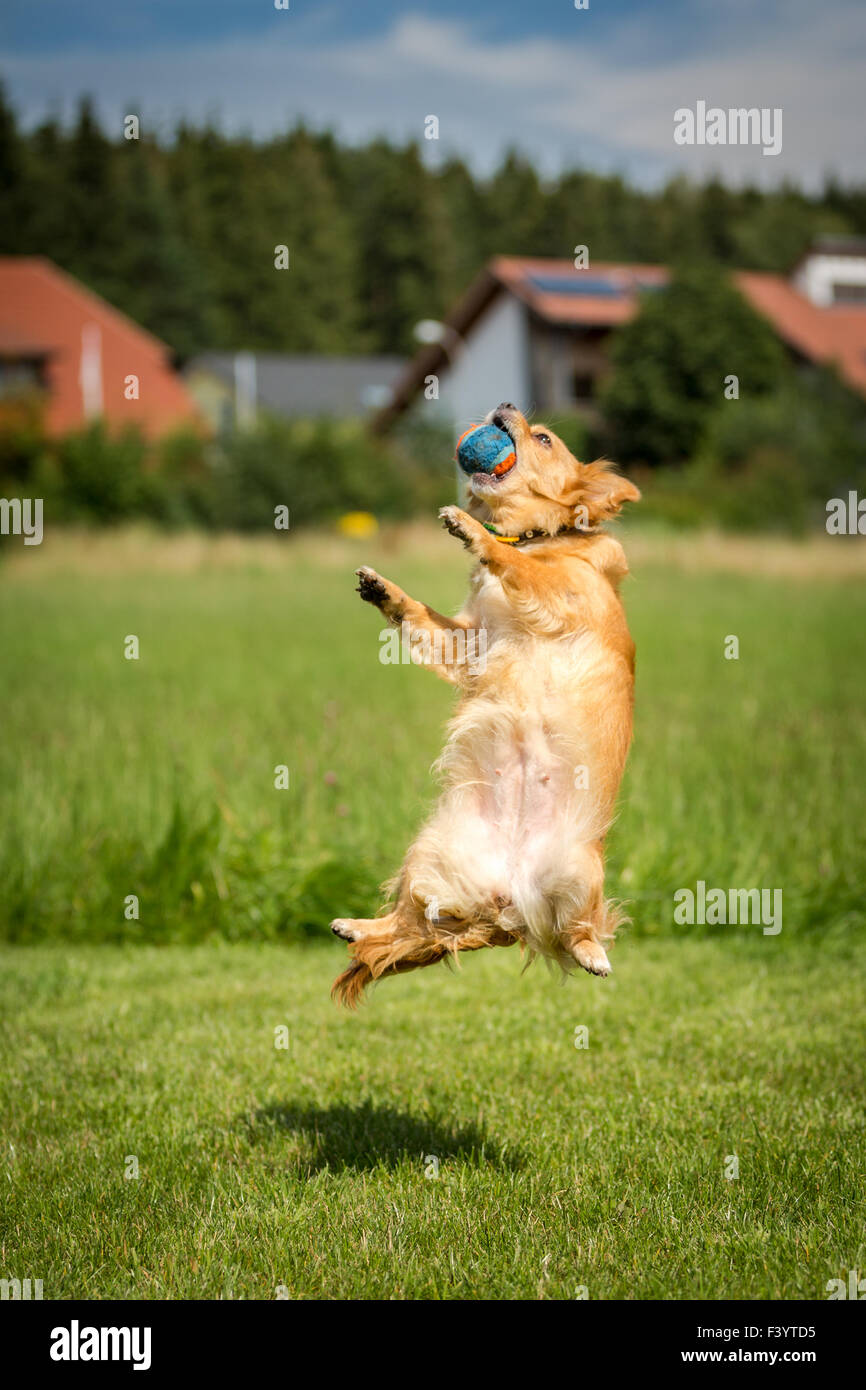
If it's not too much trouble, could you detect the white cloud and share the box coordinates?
[2,9,864,187]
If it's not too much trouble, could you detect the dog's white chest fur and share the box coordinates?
[472,566,515,636]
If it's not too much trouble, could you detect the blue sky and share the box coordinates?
[2,0,864,187]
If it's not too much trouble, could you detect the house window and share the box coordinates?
[0,357,45,399]
[832,282,866,305]
[572,372,596,402]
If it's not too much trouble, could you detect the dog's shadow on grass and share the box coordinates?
[243,1099,523,1174]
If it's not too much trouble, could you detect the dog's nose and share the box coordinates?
[491,401,520,431]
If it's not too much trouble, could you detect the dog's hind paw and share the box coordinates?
[572,939,611,977]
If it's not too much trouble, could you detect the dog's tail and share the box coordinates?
[331,940,450,1009]
[331,919,518,1008]
[331,958,375,1009]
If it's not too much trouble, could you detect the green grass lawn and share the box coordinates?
[1,937,863,1300]
[0,524,864,1299]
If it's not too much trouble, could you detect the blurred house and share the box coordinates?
[0,257,201,437]
[375,239,866,430]
[185,352,406,431]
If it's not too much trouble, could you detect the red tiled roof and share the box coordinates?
[734,270,866,395]
[490,255,669,326]
[0,257,202,437]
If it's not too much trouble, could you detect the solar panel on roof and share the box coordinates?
[526,274,665,297]
[528,275,626,297]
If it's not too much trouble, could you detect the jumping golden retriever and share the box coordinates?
[331,403,640,1006]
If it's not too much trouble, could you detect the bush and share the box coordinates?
[600,265,787,467]
[0,392,47,481]
[634,367,866,532]
[636,448,812,534]
[0,413,457,533]
[54,424,149,522]
[700,367,866,495]
[204,417,453,529]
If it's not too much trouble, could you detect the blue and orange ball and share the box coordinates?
[455,423,516,478]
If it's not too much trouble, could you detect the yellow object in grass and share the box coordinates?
[337,511,378,539]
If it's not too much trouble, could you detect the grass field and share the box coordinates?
[1,523,865,1299]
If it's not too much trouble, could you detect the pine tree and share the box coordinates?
[109,140,218,357]
[65,97,122,284]
[22,118,70,256]
[0,83,28,252]
[257,127,361,352]
[483,151,545,256]
[350,140,455,353]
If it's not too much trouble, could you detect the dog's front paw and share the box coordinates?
[439,506,482,551]
[355,566,389,608]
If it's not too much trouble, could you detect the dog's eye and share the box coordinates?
[534,432,552,447]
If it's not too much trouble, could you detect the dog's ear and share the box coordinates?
[574,461,641,523]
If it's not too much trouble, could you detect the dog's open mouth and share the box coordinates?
[473,460,516,485]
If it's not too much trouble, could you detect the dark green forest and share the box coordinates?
[2,87,866,361]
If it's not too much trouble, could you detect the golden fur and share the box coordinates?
[331,403,640,1006]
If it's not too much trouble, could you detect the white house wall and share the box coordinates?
[794,253,866,306]
[422,291,531,429]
